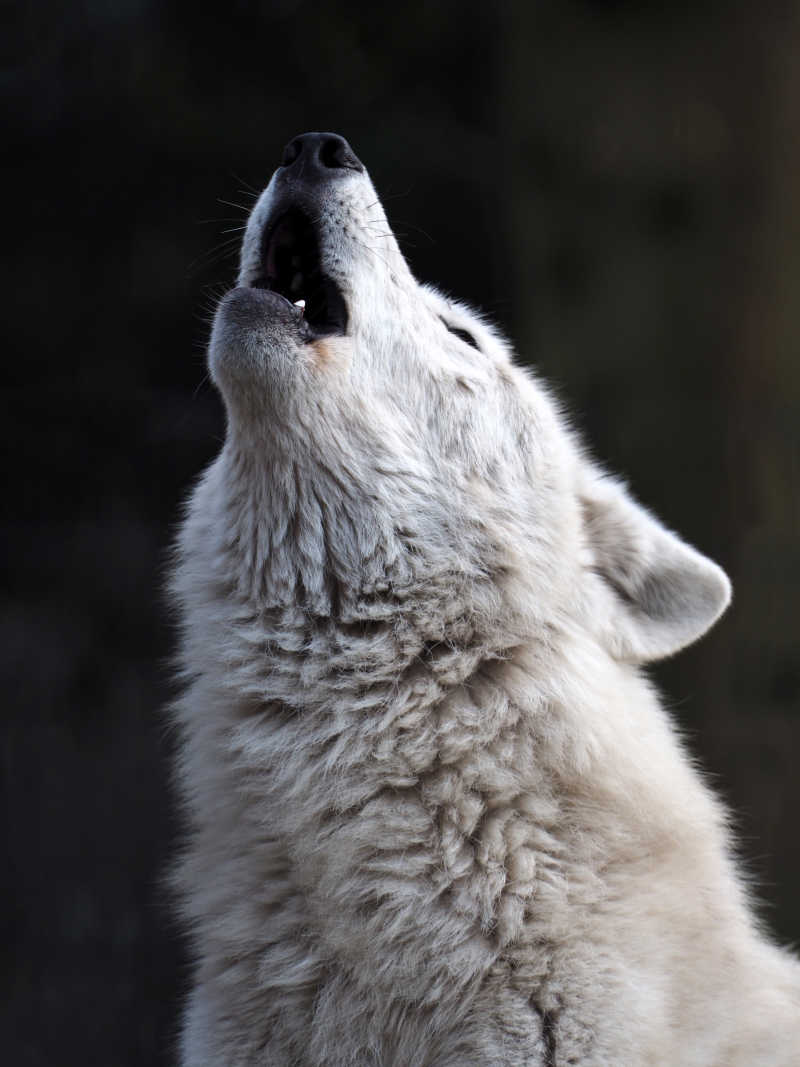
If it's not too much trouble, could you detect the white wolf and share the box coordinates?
[171,133,800,1065]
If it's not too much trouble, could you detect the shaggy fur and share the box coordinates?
[171,135,800,1065]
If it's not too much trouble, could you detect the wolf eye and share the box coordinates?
[441,318,480,351]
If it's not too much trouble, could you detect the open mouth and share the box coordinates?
[250,208,348,339]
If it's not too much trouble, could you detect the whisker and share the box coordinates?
[364,187,413,205]
[192,248,240,272]
[217,198,252,214]
[192,372,211,400]
[386,218,436,244]
[350,235,395,272]
[230,171,261,197]
[197,217,249,226]
[187,240,241,275]
[198,235,242,254]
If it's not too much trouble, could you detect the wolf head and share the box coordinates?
[206,132,730,666]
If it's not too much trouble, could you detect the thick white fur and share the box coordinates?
[171,154,800,1065]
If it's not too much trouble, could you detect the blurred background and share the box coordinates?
[4,1,799,1062]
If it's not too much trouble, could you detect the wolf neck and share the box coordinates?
[184,441,523,711]
[208,436,396,612]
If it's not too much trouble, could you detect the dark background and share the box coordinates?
[4,2,799,1063]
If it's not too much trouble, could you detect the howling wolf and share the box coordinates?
[170,132,800,1065]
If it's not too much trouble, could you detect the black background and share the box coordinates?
[4,2,799,1063]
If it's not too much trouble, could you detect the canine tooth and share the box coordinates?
[294,299,306,310]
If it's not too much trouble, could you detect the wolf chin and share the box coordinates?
[170,133,800,1065]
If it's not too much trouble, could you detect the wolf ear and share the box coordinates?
[579,471,731,663]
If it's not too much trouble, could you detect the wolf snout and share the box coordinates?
[278,131,364,181]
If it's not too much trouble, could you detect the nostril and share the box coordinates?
[319,135,363,172]
[280,138,302,168]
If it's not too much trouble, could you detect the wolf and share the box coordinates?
[170,132,800,1065]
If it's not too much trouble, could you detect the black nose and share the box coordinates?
[279,132,364,178]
